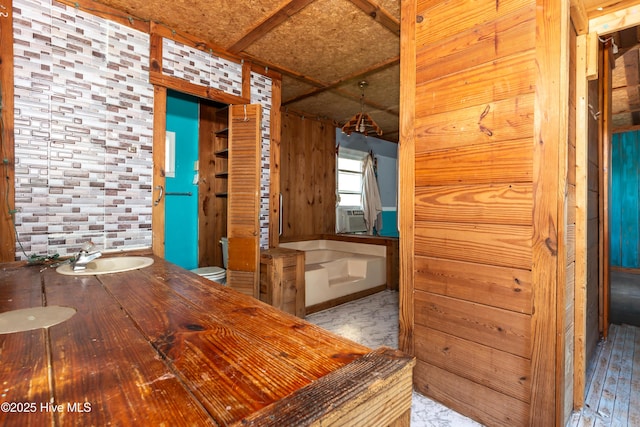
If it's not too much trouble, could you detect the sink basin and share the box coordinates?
[56,256,154,276]
[0,306,76,334]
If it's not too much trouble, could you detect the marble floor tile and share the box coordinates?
[305,290,483,427]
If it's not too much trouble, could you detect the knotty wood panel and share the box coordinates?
[414,94,534,152]
[280,112,336,238]
[415,325,531,402]
[415,221,532,270]
[404,0,567,424]
[416,51,536,116]
[415,183,532,226]
[414,360,529,426]
[530,0,566,423]
[0,265,51,426]
[416,0,531,48]
[416,5,535,84]
[415,291,530,358]
[414,256,532,314]
[415,138,533,186]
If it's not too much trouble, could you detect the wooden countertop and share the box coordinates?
[0,256,414,426]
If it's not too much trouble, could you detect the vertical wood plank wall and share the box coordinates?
[401,0,570,425]
[280,112,336,238]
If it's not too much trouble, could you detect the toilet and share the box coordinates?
[191,237,228,284]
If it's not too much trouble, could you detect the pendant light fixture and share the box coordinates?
[341,80,383,137]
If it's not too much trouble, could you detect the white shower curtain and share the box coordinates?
[362,154,382,235]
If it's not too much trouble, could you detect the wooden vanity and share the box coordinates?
[0,256,414,426]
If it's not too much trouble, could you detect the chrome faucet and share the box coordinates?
[72,242,102,271]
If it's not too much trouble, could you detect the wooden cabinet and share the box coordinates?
[260,248,305,318]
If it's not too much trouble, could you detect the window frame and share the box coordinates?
[336,148,367,208]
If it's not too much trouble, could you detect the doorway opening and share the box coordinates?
[164,90,227,270]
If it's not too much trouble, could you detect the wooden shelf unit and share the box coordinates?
[199,104,229,269]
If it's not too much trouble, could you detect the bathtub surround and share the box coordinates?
[11,0,272,260]
[280,238,387,313]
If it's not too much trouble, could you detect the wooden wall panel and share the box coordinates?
[414,256,532,314]
[414,361,529,426]
[416,5,535,83]
[415,292,531,358]
[280,112,336,238]
[415,325,531,402]
[403,0,569,424]
[416,0,532,48]
[416,52,536,116]
[414,95,534,152]
[398,0,416,356]
[415,139,533,185]
[530,0,567,423]
[415,183,532,226]
[415,222,532,270]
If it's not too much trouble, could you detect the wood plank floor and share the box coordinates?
[569,323,640,427]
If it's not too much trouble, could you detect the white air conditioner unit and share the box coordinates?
[344,209,367,233]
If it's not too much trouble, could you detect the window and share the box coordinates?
[337,148,366,207]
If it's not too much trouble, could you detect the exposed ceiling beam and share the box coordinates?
[347,0,400,35]
[226,0,316,53]
[282,56,399,105]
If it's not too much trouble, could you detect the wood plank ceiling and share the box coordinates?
[93,0,401,142]
[90,0,640,141]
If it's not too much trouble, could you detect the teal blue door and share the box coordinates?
[610,131,640,268]
[165,91,199,270]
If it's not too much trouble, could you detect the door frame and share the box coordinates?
[572,3,639,409]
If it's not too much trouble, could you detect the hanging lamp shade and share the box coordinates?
[341,81,383,137]
[341,112,383,137]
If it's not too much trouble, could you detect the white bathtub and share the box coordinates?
[279,240,386,309]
